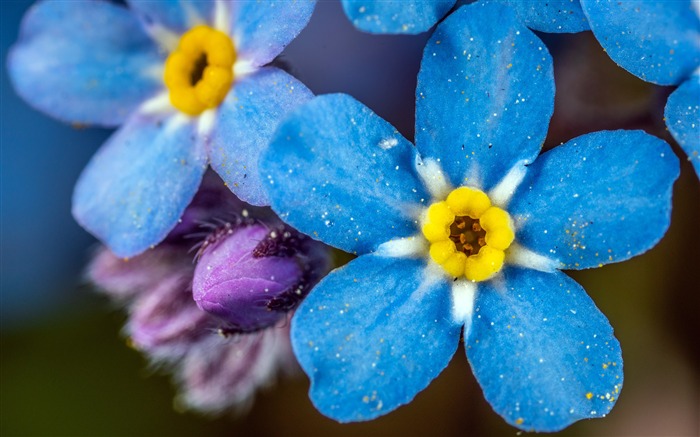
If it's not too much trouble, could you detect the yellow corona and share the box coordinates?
[422,187,515,281]
[163,25,236,116]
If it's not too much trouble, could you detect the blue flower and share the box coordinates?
[580,0,700,176]
[341,0,589,34]
[260,2,679,432]
[7,0,316,257]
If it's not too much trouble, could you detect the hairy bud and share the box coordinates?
[193,224,326,333]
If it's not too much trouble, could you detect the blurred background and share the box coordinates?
[1,1,698,435]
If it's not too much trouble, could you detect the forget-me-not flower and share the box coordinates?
[260,2,679,431]
[580,0,700,176]
[341,0,589,34]
[8,0,316,257]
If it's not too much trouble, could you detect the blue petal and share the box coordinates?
[665,74,700,176]
[415,2,554,190]
[208,67,313,206]
[510,130,679,270]
[292,255,461,422]
[230,0,316,67]
[7,0,163,127]
[467,268,623,432]
[341,0,456,34]
[581,0,700,85]
[72,113,208,258]
[261,94,429,255]
[493,0,589,33]
[126,0,214,33]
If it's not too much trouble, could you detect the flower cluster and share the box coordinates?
[89,173,330,411]
[7,0,691,433]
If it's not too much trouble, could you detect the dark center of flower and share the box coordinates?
[449,216,487,256]
[189,53,208,86]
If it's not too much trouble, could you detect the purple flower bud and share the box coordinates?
[192,224,322,332]
[86,172,332,413]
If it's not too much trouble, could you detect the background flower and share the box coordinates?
[7,0,316,257]
[341,0,590,34]
[341,0,456,34]
[580,0,700,176]
[493,0,590,33]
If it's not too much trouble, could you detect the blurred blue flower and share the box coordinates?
[7,0,316,257]
[341,0,589,34]
[581,0,700,176]
[261,2,679,431]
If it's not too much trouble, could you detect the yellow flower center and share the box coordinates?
[422,187,515,282]
[163,25,236,116]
